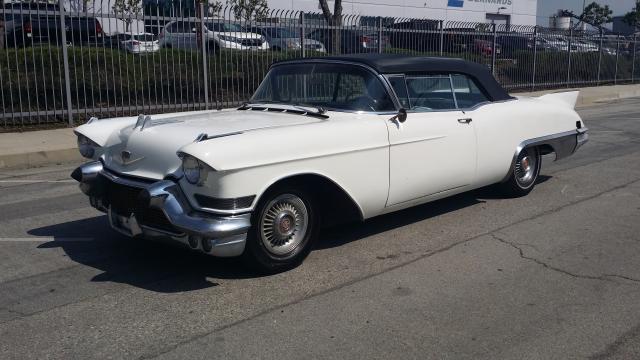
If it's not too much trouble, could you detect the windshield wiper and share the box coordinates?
[291,103,327,115]
[239,102,329,119]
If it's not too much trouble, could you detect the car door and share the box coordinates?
[385,74,477,207]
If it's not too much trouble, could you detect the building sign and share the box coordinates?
[447,0,513,8]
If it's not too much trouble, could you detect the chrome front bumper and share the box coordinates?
[71,161,251,257]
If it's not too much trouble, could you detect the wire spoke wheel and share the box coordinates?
[514,148,539,188]
[259,194,309,256]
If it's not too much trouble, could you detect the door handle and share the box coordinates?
[458,118,472,124]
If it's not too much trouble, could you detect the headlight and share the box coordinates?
[77,134,99,159]
[182,155,206,185]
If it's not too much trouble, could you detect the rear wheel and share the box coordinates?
[500,147,541,197]
[244,186,319,273]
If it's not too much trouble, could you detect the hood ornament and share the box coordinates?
[120,150,144,165]
[121,150,132,163]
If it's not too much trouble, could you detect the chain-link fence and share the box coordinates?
[1,1,639,129]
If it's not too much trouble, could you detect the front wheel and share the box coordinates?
[243,186,319,273]
[500,146,541,197]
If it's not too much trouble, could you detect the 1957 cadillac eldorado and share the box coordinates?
[72,54,588,271]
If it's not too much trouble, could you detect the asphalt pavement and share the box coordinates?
[1,98,640,359]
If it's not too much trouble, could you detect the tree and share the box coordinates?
[623,0,640,32]
[226,0,268,21]
[318,0,342,54]
[561,2,612,30]
[206,0,223,17]
[112,0,142,32]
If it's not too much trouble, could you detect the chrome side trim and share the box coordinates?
[502,128,588,183]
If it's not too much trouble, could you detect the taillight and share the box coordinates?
[131,40,140,45]
[361,36,373,45]
[95,21,102,35]
[159,30,164,39]
[23,21,32,34]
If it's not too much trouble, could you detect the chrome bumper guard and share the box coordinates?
[71,161,251,257]
[576,127,589,150]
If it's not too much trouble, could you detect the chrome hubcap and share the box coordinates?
[515,149,538,187]
[260,194,308,256]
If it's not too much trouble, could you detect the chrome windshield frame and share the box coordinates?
[254,59,403,114]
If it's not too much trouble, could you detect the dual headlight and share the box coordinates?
[181,154,210,185]
[77,133,100,159]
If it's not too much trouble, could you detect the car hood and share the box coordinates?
[98,109,324,179]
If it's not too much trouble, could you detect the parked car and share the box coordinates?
[72,54,588,272]
[1,3,32,47]
[159,19,269,51]
[246,26,325,52]
[107,32,159,54]
[574,39,599,53]
[497,34,534,57]
[306,28,390,53]
[2,1,63,47]
[535,36,568,52]
[388,19,441,52]
[1,2,104,47]
[472,39,501,56]
[66,15,104,45]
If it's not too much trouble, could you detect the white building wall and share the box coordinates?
[267,0,537,26]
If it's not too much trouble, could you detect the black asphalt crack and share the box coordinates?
[491,233,640,285]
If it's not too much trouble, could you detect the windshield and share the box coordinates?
[262,27,298,38]
[206,22,242,32]
[251,63,395,112]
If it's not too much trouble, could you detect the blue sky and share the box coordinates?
[538,0,636,23]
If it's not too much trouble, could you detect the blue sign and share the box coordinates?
[447,0,464,7]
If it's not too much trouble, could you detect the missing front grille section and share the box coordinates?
[194,194,255,210]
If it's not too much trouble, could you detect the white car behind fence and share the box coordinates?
[159,19,269,51]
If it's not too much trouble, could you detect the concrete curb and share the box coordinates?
[515,83,640,107]
[0,149,83,170]
[1,83,639,170]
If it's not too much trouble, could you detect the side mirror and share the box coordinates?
[397,108,407,123]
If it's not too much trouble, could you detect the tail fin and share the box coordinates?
[538,91,580,109]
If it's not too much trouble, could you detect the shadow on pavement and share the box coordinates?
[28,216,258,293]
[26,179,551,292]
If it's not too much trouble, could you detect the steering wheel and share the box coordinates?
[344,91,379,111]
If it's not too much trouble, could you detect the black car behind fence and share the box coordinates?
[1,1,638,128]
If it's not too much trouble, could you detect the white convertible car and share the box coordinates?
[72,54,588,271]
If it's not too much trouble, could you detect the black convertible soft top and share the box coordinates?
[275,54,514,102]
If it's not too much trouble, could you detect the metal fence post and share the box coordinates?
[532,26,538,91]
[597,29,603,85]
[566,24,572,88]
[199,1,209,110]
[378,16,383,54]
[300,12,306,58]
[491,23,497,76]
[614,34,620,84]
[633,34,637,83]
[58,0,73,126]
[439,20,444,56]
